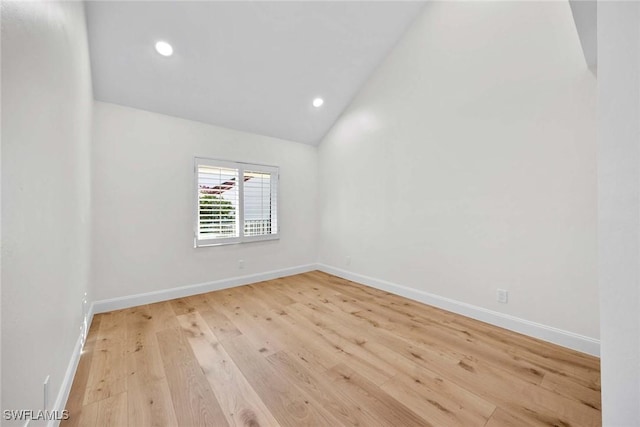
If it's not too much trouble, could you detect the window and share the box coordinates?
[195,157,278,247]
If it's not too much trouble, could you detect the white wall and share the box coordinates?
[597,2,640,424]
[1,1,93,424]
[318,2,598,340]
[91,102,317,301]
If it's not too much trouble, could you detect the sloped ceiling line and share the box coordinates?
[569,0,597,75]
[85,1,426,145]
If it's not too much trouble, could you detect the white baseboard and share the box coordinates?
[89,262,600,356]
[48,334,83,427]
[53,261,599,424]
[91,264,317,314]
[316,263,600,357]
[53,264,316,423]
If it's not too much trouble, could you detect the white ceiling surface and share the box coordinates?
[85,1,425,145]
[569,0,597,74]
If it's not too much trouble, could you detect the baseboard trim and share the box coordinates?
[55,261,598,422]
[316,263,600,357]
[48,334,83,427]
[91,264,317,314]
[54,264,316,421]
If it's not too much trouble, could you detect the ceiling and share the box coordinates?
[568,0,597,74]
[85,1,425,145]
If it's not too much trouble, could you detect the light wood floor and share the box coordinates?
[62,271,601,426]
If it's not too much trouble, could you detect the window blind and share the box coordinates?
[197,165,239,240]
[195,158,279,247]
[244,170,277,237]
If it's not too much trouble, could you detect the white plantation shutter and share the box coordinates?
[197,164,239,243]
[195,158,279,247]
[244,169,278,238]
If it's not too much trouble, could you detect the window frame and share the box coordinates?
[194,157,279,248]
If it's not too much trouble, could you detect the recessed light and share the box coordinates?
[312,98,324,108]
[155,41,173,57]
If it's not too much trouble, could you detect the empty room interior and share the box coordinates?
[2,0,640,426]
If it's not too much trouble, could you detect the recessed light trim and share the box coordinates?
[155,41,173,57]
[313,98,324,108]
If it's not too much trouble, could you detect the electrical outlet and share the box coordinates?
[238,259,245,270]
[345,256,351,266]
[496,289,508,304]
[43,375,50,410]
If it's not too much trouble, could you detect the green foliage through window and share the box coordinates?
[198,194,235,235]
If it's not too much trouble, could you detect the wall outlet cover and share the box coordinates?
[497,289,508,304]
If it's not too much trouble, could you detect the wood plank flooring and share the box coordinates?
[62,271,601,426]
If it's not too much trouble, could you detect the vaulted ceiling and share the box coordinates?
[85,1,425,145]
